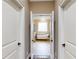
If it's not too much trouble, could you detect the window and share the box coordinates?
[38,22,48,32]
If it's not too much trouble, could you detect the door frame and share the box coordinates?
[50,11,54,59]
[30,11,33,59]
[30,11,54,59]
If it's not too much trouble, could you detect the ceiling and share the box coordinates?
[30,0,55,2]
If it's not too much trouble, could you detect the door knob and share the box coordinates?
[51,40,53,42]
[32,40,36,42]
[62,43,65,47]
[18,42,21,46]
[48,35,50,38]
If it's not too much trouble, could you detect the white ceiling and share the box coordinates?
[30,0,55,2]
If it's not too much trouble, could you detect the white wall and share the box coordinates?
[24,0,30,58]
[63,2,76,59]
[54,0,59,59]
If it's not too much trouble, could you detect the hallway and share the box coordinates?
[2,0,76,59]
[30,12,54,59]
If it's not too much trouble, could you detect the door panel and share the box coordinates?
[2,41,17,58]
[2,1,18,46]
[63,1,76,59]
[2,1,19,59]
[5,50,17,59]
[65,51,75,59]
[65,42,76,57]
[66,36,76,45]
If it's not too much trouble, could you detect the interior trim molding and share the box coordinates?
[29,0,55,2]
[3,0,23,10]
[59,0,75,8]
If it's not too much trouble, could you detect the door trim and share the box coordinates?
[50,11,54,59]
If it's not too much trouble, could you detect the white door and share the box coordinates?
[2,1,19,59]
[63,1,76,59]
[50,11,54,59]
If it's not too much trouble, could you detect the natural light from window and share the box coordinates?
[38,22,48,32]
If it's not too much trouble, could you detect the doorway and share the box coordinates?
[30,11,54,59]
